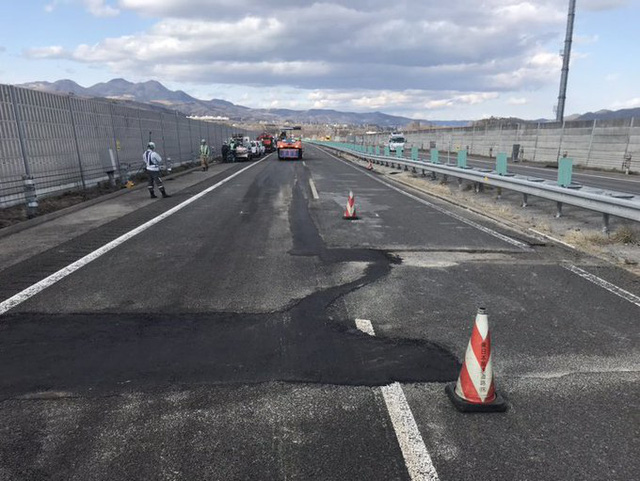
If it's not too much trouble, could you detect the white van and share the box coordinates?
[388,133,406,152]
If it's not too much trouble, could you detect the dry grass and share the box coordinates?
[611,225,640,245]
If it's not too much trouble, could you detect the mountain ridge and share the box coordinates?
[17,78,425,128]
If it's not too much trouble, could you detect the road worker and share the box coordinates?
[143,142,171,198]
[200,139,210,171]
[221,141,230,163]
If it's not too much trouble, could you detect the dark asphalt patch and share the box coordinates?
[0,173,459,399]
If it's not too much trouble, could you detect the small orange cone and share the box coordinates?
[445,307,508,412]
[343,191,358,220]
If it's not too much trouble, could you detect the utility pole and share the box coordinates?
[556,0,576,123]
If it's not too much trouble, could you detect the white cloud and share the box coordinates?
[580,0,629,11]
[25,46,68,59]
[611,98,640,109]
[84,0,119,17]
[45,0,120,17]
[508,97,528,105]
[24,0,583,118]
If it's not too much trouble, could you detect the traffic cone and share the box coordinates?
[343,191,358,220]
[366,159,373,170]
[445,307,508,412]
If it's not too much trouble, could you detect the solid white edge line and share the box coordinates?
[563,264,640,308]
[317,147,529,250]
[309,178,320,200]
[0,158,268,316]
[528,229,577,250]
[354,319,439,481]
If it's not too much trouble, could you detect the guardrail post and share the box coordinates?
[522,193,528,207]
[602,213,610,234]
[556,202,563,218]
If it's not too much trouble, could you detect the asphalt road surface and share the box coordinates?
[1,145,638,480]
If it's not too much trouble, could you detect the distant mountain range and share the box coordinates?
[566,108,640,121]
[18,78,427,128]
[17,78,638,127]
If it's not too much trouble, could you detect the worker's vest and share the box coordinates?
[144,149,161,171]
[200,145,210,156]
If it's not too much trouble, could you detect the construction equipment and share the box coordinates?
[277,126,303,160]
[257,133,276,153]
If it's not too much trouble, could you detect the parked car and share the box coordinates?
[249,141,261,159]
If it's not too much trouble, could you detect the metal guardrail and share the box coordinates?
[311,141,640,232]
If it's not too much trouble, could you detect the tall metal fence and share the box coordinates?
[361,118,638,173]
[0,83,255,208]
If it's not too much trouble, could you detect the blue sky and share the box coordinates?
[0,0,638,120]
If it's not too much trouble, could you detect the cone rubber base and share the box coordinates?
[445,383,508,413]
[343,216,358,220]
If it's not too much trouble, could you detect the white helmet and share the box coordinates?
[201,139,206,143]
[147,141,155,149]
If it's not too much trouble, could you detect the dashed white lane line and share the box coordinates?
[0,158,268,317]
[309,178,320,200]
[320,148,529,250]
[563,265,640,308]
[355,319,440,481]
[302,161,307,167]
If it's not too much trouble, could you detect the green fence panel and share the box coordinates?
[375,146,380,156]
[411,146,419,160]
[457,149,468,168]
[384,146,390,156]
[430,148,439,164]
[558,157,573,187]
[396,147,403,158]
[496,153,508,175]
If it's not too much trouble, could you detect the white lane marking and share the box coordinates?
[0,158,268,316]
[309,178,320,200]
[355,318,375,335]
[529,229,577,250]
[302,161,307,167]
[319,147,529,250]
[563,265,640,308]
[354,319,439,481]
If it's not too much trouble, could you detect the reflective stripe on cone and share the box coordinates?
[446,307,508,412]
[344,191,357,219]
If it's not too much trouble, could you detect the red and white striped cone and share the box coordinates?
[445,307,508,412]
[343,191,358,220]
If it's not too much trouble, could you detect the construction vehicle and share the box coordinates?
[257,133,276,153]
[277,126,303,160]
